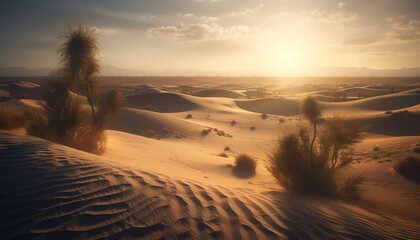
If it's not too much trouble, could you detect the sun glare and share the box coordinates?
[284,53,291,61]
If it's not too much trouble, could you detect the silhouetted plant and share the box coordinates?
[268,116,365,199]
[301,95,321,154]
[26,24,123,154]
[26,74,89,147]
[58,23,100,119]
[319,116,364,168]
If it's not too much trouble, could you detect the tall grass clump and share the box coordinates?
[26,23,123,154]
[268,96,364,199]
[26,74,89,147]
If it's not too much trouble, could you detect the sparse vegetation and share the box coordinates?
[224,146,231,151]
[261,113,268,119]
[201,128,211,136]
[373,147,380,151]
[394,156,420,183]
[25,24,123,154]
[219,152,228,158]
[0,107,25,130]
[301,95,321,154]
[233,153,257,177]
[231,120,237,126]
[250,126,256,131]
[268,105,365,199]
[186,114,192,119]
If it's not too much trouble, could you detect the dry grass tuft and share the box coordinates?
[234,153,257,174]
[219,152,228,158]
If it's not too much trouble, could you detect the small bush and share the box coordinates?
[0,107,25,130]
[250,126,256,131]
[186,114,192,119]
[268,117,364,199]
[394,156,420,183]
[235,153,257,173]
[219,152,228,158]
[147,130,157,137]
[201,128,211,136]
[261,113,268,119]
[224,146,231,151]
[231,120,237,126]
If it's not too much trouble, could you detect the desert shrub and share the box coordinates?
[394,156,420,183]
[250,126,256,131]
[373,147,380,151]
[186,114,192,119]
[147,130,157,137]
[231,120,237,126]
[261,113,268,119]
[219,152,228,158]
[0,107,25,130]
[268,117,364,199]
[26,78,89,144]
[224,146,231,151]
[201,128,211,136]
[161,127,170,134]
[234,153,257,174]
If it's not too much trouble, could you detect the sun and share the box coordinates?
[284,53,291,61]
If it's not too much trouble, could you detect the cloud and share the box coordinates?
[225,4,263,18]
[343,37,377,45]
[92,27,118,35]
[271,7,358,24]
[338,2,346,9]
[308,8,358,23]
[386,16,420,41]
[177,13,218,22]
[147,23,257,43]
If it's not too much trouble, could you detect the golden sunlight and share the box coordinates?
[284,53,291,61]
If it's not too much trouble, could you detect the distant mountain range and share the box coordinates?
[1,65,420,77]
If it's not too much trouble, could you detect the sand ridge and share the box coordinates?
[1,131,419,239]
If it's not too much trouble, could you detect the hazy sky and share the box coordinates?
[1,0,420,75]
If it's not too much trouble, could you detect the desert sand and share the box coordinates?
[1,78,420,239]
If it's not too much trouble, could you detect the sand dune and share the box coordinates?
[193,88,245,98]
[1,131,419,240]
[108,108,206,137]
